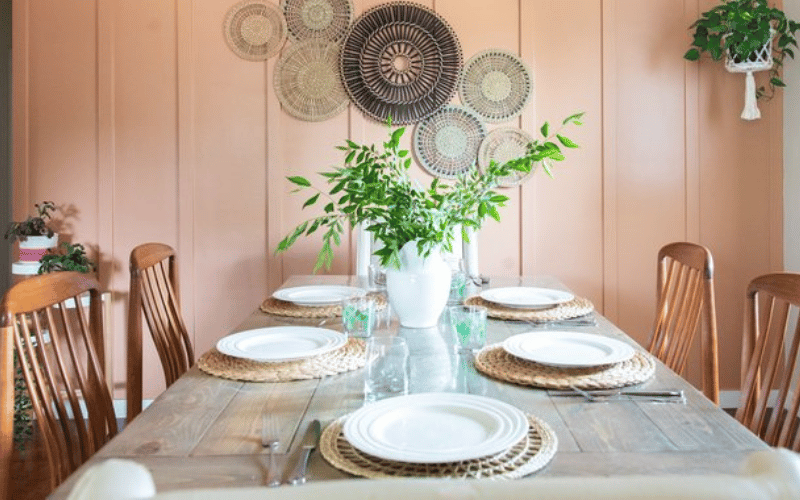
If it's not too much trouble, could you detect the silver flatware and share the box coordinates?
[552,386,685,403]
[261,414,280,487]
[287,419,321,485]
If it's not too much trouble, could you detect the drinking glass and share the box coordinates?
[449,305,487,353]
[445,256,468,304]
[364,337,409,403]
[342,295,376,338]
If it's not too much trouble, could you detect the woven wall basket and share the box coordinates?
[340,2,462,125]
[413,105,487,179]
[280,0,353,43]
[224,0,288,61]
[724,32,774,121]
[274,40,350,121]
[459,49,533,123]
[478,127,535,187]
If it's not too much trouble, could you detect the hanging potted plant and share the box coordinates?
[683,0,800,120]
[4,201,59,272]
[276,113,583,328]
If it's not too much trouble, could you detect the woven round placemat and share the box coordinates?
[459,49,533,123]
[413,105,487,179]
[281,0,353,43]
[474,345,656,390]
[197,338,365,382]
[320,413,557,479]
[463,295,594,322]
[260,293,387,318]
[274,40,349,121]
[478,127,536,188]
[224,0,287,61]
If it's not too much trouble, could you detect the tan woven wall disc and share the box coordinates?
[320,413,557,479]
[464,295,594,321]
[197,338,365,382]
[475,345,656,390]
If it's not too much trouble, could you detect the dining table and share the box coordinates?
[48,274,768,499]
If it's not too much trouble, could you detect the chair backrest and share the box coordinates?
[736,273,800,450]
[649,242,720,404]
[0,272,117,492]
[127,243,194,423]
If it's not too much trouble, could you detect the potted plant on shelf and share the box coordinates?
[276,113,583,328]
[683,0,800,119]
[4,201,59,272]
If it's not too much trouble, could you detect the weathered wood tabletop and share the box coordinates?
[49,275,767,498]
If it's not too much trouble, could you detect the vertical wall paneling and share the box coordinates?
[11,0,786,398]
[602,0,619,321]
[0,0,11,296]
[177,0,196,344]
[96,0,116,390]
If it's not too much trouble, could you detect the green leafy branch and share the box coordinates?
[276,112,583,272]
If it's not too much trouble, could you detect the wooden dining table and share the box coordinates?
[49,275,768,499]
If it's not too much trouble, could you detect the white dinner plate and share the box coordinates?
[343,393,529,463]
[479,287,574,310]
[272,285,366,306]
[503,330,635,368]
[216,326,347,362]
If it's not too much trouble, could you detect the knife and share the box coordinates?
[287,420,321,485]
[550,389,684,398]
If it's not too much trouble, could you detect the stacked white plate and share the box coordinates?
[502,330,635,368]
[216,326,347,362]
[479,287,573,310]
[343,393,529,463]
[272,285,366,306]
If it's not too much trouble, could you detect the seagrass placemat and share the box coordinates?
[260,293,386,318]
[197,338,365,382]
[320,413,557,479]
[464,295,594,322]
[474,345,656,390]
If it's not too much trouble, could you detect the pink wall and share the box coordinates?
[11,0,783,399]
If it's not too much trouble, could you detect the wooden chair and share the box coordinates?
[648,242,720,404]
[0,272,117,493]
[736,273,800,450]
[127,243,194,422]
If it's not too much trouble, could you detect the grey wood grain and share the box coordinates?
[48,275,769,499]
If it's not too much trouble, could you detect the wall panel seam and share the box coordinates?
[11,0,30,219]
[601,0,617,320]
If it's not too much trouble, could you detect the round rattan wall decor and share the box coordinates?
[280,0,353,43]
[478,127,535,187]
[413,105,487,179]
[340,2,462,125]
[274,40,349,121]
[224,0,288,61]
[459,49,533,123]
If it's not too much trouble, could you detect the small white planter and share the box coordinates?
[386,240,451,328]
[18,234,58,262]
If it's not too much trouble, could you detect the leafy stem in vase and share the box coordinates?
[277,113,584,272]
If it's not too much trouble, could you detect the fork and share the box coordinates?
[261,414,280,487]
[564,385,685,403]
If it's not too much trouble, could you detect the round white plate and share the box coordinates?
[479,287,574,310]
[343,393,529,463]
[272,285,366,306]
[503,330,635,368]
[216,326,347,362]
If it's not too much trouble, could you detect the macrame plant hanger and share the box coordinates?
[724,33,774,120]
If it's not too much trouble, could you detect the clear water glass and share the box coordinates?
[342,295,376,338]
[364,337,409,403]
[449,305,487,353]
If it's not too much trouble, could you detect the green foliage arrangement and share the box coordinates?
[37,242,97,274]
[4,201,56,242]
[684,0,800,99]
[277,113,584,271]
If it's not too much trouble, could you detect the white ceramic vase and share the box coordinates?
[386,240,451,328]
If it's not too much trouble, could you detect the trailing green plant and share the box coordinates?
[4,201,56,242]
[13,358,33,449]
[277,113,584,271]
[684,0,800,99]
[37,242,96,274]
